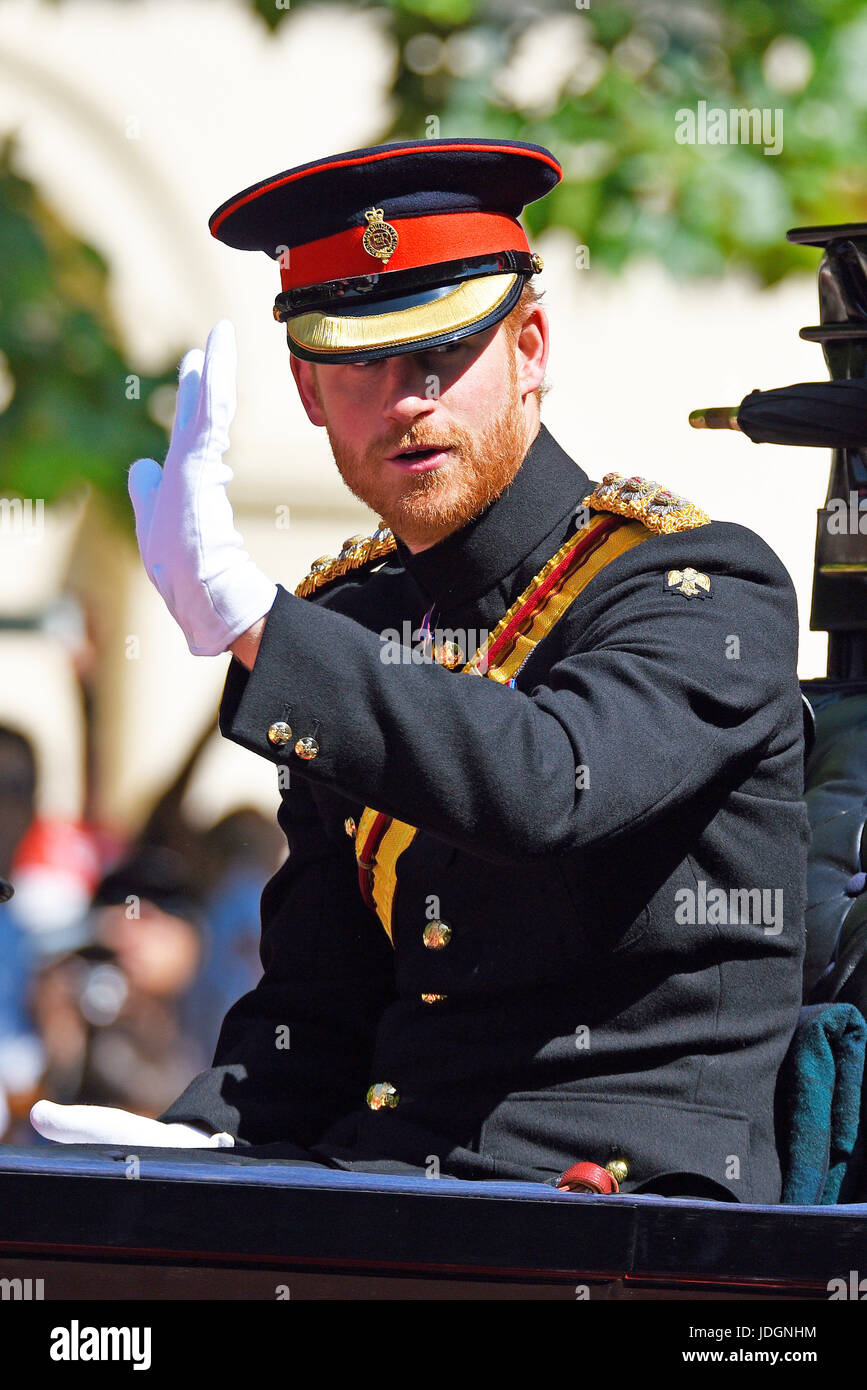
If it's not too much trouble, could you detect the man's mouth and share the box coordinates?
[387,445,453,472]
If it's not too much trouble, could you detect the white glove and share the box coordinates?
[128,319,277,657]
[30,1100,235,1148]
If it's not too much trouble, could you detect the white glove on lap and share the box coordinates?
[30,1100,235,1148]
[128,319,277,657]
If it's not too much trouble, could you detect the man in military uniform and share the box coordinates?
[32,139,808,1202]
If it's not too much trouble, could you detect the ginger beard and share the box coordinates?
[313,346,531,549]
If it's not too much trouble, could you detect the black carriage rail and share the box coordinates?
[0,1146,863,1299]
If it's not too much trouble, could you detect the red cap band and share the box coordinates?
[278,211,530,293]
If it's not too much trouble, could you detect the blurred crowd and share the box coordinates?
[0,720,284,1142]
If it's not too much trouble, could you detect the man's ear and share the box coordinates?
[290,354,327,427]
[515,305,549,402]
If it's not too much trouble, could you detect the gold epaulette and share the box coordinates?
[582,473,710,535]
[294,523,397,599]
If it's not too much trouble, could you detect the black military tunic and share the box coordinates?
[161,424,808,1202]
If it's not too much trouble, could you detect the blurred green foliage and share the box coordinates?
[0,136,178,519]
[266,0,867,282]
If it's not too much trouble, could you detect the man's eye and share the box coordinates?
[423,344,463,364]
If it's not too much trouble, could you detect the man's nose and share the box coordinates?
[380,353,438,426]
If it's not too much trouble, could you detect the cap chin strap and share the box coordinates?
[273,250,541,321]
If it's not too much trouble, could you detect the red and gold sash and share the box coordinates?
[354,512,652,942]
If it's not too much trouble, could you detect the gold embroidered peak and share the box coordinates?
[582,473,710,534]
[294,524,397,599]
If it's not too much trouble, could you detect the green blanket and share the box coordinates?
[779,1002,866,1204]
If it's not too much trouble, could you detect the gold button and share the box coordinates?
[421,993,447,1005]
[423,920,452,950]
[531,252,544,273]
[606,1158,629,1183]
[267,721,293,746]
[366,1082,399,1111]
[295,736,319,760]
[344,818,357,837]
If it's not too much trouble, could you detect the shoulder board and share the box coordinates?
[582,474,710,534]
[294,523,397,598]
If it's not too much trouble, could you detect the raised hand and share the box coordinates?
[128,320,277,657]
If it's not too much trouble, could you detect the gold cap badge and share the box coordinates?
[362,207,399,265]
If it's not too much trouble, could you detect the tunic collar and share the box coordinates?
[391,424,592,609]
